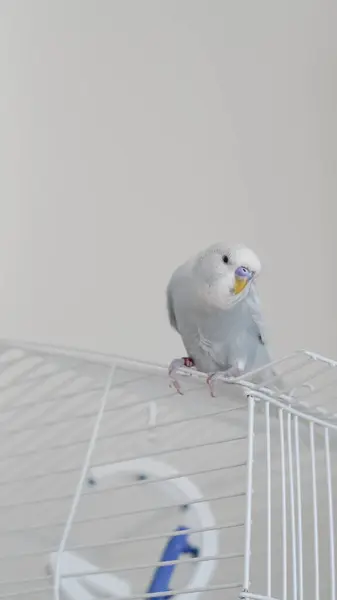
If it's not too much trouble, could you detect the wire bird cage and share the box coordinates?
[0,340,335,600]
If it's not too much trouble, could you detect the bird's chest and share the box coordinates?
[181,306,249,363]
[198,312,238,354]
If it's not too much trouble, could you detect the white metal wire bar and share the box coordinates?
[242,380,337,421]
[243,395,255,592]
[0,375,155,425]
[0,374,148,417]
[0,362,83,410]
[0,522,245,561]
[249,389,337,431]
[281,362,330,395]
[258,355,312,390]
[109,582,243,599]
[0,552,244,586]
[2,344,337,423]
[287,413,297,600]
[0,435,247,489]
[293,366,337,399]
[0,378,151,432]
[0,403,248,460]
[53,365,116,600]
[0,460,246,512]
[4,340,337,397]
[102,581,243,599]
[60,551,244,579]
[0,381,200,438]
[279,409,287,600]
[265,401,271,597]
[0,490,246,536]
[0,581,244,599]
[319,394,337,412]
[0,339,302,371]
[0,338,172,371]
[305,350,337,365]
[0,575,47,586]
[309,421,319,600]
[0,354,26,374]
[147,399,157,430]
[226,354,337,421]
[241,594,280,600]
[218,351,308,383]
[293,416,303,600]
[253,359,329,397]
[324,427,336,600]
[0,362,80,397]
[0,356,55,385]
[107,346,337,417]
[0,586,52,598]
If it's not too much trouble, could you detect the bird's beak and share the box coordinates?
[233,276,249,295]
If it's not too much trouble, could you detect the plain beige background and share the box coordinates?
[0,0,336,365]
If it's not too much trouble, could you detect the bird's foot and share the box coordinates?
[168,357,195,395]
[206,367,242,398]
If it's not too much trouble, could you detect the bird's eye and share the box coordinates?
[222,255,229,264]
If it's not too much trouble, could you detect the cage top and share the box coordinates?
[0,338,336,429]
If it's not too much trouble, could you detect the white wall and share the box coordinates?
[0,0,336,365]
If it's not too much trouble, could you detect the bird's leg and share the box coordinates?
[206,365,243,398]
[168,357,195,395]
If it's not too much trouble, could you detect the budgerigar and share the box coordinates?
[166,242,272,395]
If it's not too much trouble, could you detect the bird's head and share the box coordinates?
[194,243,261,309]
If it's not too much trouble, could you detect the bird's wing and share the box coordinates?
[246,282,267,345]
[245,282,283,389]
[166,277,179,333]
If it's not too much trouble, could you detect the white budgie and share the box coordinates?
[166,242,273,395]
[166,242,320,451]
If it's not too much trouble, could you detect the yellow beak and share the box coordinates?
[233,276,248,295]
